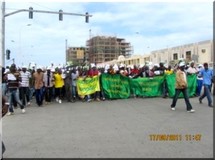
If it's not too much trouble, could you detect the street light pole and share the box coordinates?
[1,1,92,68]
[0,1,5,67]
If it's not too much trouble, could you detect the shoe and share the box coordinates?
[171,107,175,111]
[27,102,31,106]
[199,98,202,104]
[56,98,59,102]
[7,112,14,116]
[208,104,213,107]
[96,98,101,101]
[102,97,106,101]
[59,100,62,104]
[21,109,25,113]
[187,109,195,113]
[163,95,167,98]
[87,99,92,102]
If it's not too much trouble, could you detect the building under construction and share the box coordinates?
[66,47,89,66]
[86,36,133,64]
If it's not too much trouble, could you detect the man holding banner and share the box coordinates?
[170,62,195,113]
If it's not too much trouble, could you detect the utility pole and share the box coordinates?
[0,2,92,68]
[0,1,5,67]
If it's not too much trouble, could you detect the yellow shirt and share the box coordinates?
[54,73,64,88]
[165,69,174,75]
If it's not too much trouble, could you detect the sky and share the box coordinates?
[4,1,213,67]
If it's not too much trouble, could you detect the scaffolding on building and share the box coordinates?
[86,36,133,64]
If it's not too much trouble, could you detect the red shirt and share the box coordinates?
[88,69,99,77]
[131,68,139,75]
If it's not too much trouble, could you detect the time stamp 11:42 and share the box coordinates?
[149,134,202,141]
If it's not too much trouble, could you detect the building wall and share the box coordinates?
[66,47,89,66]
[97,40,213,67]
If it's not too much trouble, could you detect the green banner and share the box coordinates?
[77,76,100,96]
[130,76,165,97]
[77,73,197,99]
[101,74,130,99]
[166,74,197,97]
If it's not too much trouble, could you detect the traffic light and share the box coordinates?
[6,49,10,60]
[59,10,63,21]
[85,12,89,23]
[29,7,33,19]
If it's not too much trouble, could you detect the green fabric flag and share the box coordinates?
[101,74,130,99]
[166,74,197,98]
[130,76,165,97]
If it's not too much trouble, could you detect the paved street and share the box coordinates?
[2,97,213,158]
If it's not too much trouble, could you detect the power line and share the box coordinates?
[29,2,56,11]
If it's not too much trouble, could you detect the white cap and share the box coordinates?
[91,63,96,68]
[37,65,43,69]
[198,64,203,67]
[113,64,119,71]
[22,65,27,68]
[119,63,125,68]
[179,62,185,67]
[164,64,168,68]
[105,64,110,70]
[154,63,159,67]
[139,64,144,68]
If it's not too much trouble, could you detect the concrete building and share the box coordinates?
[86,36,133,64]
[66,47,89,66]
[98,40,213,67]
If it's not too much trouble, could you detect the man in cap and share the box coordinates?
[43,66,54,104]
[87,63,101,101]
[19,65,31,106]
[170,61,195,113]
[187,61,198,75]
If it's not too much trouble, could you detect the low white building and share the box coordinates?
[98,40,213,67]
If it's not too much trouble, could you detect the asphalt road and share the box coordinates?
[2,96,214,158]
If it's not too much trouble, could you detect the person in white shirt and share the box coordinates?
[187,61,198,75]
[71,67,79,101]
[19,65,31,106]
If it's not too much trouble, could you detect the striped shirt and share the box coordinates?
[19,71,31,87]
[7,72,20,89]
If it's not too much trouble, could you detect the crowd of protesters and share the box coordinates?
[1,60,213,116]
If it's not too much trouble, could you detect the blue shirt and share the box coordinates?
[199,68,213,85]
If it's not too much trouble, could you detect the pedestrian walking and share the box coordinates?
[6,64,25,115]
[199,62,213,107]
[53,68,64,104]
[170,62,195,113]
[43,67,54,104]
[33,66,44,106]
[19,65,31,106]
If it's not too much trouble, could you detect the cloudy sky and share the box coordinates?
[4,1,213,67]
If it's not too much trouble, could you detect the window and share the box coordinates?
[201,49,206,53]
[186,51,191,61]
[173,53,178,60]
